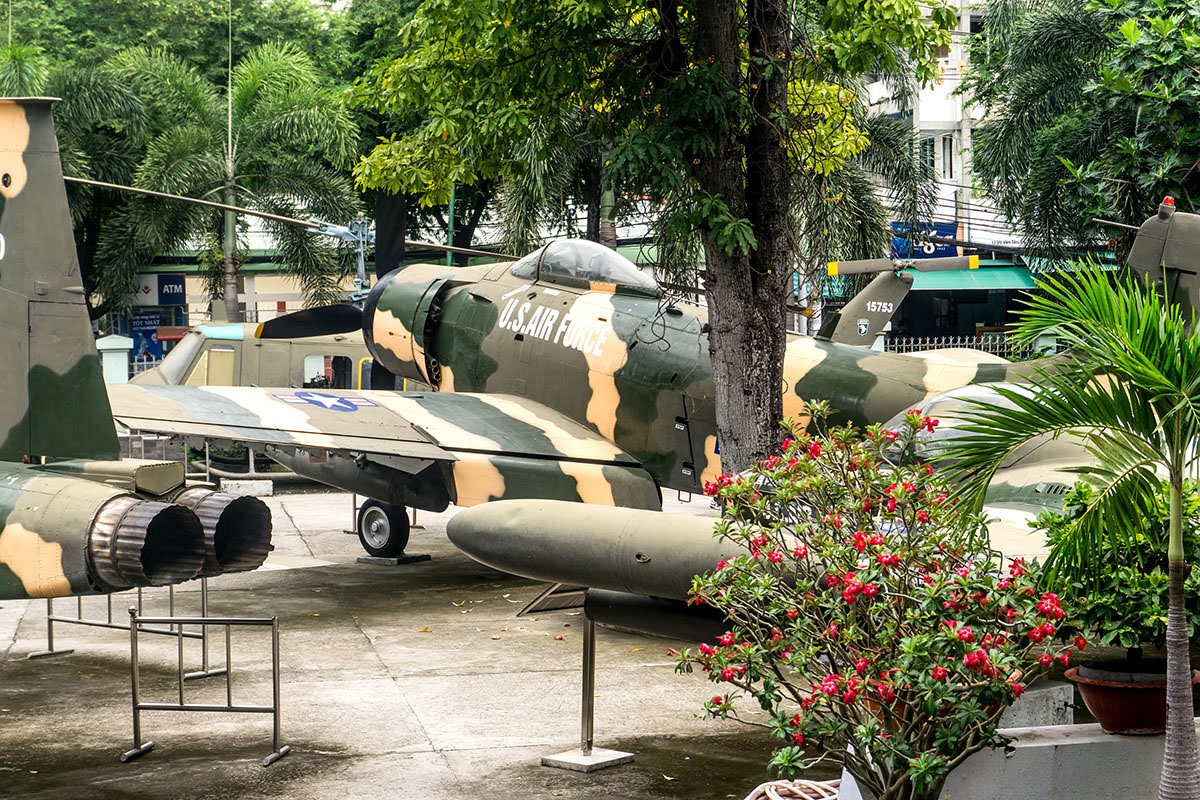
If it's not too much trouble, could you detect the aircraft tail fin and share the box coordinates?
[1126,199,1200,320]
[817,271,914,346]
[0,98,120,462]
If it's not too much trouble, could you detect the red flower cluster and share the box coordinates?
[1026,621,1056,642]
[1035,592,1065,620]
[962,649,999,678]
[702,472,737,496]
[681,409,1077,792]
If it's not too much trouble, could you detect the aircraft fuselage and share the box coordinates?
[363,242,1028,493]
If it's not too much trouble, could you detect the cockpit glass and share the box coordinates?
[537,239,659,295]
[508,246,544,279]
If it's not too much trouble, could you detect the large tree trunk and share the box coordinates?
[691,0,792,474]
[585,157,601,242]
[1161,482,1200,800]
[599,183,618,250]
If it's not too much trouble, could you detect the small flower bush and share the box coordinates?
[678,403,1079,800]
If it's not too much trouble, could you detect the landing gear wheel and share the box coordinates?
[357,500,411,557]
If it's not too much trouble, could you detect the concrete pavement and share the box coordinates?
[0,491,822,799]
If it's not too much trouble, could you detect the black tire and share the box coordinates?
[357,500,411,557]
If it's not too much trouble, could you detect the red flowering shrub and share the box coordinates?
[680,402,1078,800]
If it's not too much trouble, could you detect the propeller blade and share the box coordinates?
[255,305,364,339]
[827,254,979,276]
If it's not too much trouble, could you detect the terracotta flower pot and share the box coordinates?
[1066,660,1200,735]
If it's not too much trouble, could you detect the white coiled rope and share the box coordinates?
[742,778,840,800]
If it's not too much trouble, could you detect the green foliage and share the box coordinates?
[346,0,953,225]
[964,0,1200,257]
[682,405,1076,800]
[101,43,361,315]
[0,44,48,95]
[943,264,1200,794]
[822,0,958,84]
[5,0,348,85]
[946,265,1200,568]
[1038,481,1200,651]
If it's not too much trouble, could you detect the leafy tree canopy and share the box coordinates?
[345,0,955,474]
[4,0,348,84]
[964,0,1200,258]
[347,0,953,214]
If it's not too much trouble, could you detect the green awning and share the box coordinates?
[905,266,1036,291]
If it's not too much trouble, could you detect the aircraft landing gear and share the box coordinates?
[357,500,411,557]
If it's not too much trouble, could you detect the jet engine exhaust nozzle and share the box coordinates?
[173,488,274,576]
[88,497,206,589]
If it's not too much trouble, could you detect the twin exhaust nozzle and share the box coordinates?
[88,489,273,591]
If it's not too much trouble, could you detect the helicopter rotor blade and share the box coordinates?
[827,255,979,276]
[254,305,364,339]
[62,176,518,260]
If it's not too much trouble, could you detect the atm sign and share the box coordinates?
[158,274,186,306]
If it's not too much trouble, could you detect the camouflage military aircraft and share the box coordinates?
[447,199,1200,641]
[0,98,272,602]
[106,234,1061,559]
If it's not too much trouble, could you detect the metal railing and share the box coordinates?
[129,355,160,377]
[122,609,289,767]
[30,580,224,679]
[884,333,1044,360]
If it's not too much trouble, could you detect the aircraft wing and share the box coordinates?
[106,385,661,511]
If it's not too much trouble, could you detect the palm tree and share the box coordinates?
[946,266,1200,800]
[0,44,148,317]
[0,43,47,95]
[111,42,360,321]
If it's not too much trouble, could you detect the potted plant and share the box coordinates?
[680,405,1078,800]
[1036,481,1200,734]
[945,266,1200,797]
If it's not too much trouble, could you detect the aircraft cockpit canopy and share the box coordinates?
[510,239,660,297]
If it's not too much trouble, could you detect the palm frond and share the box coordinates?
[108,47,222,133]
[0,44,49,96]
[135,126,224,197]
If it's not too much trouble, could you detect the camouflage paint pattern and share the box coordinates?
[360,246,1047,495]
[0,99,119,463]
[107,384,662,512]
[0,98,272,600]
[0,465,127,599]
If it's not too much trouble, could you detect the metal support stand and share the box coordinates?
[184,579,226,681]
[122,608,289,766]
[541,618,633,772]
[29,583,218,677]
[27,597,74,659]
